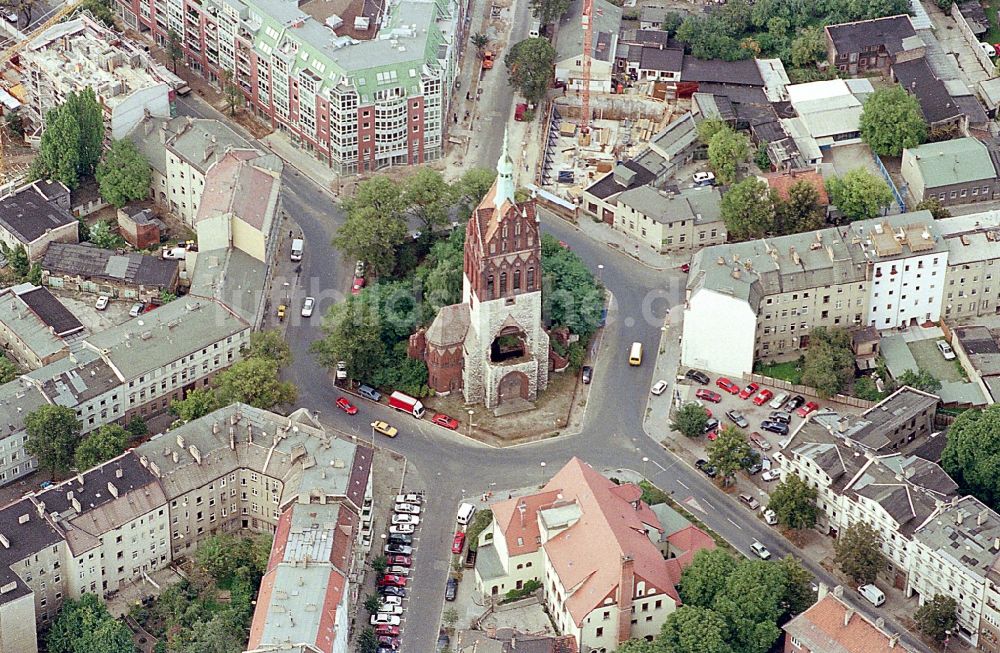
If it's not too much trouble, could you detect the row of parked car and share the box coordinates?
[370,493,426,650]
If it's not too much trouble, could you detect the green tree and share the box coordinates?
[27,263,42,285]
[801,327,854,398]
[195,533,271,585]
[219,69,243,116]
[942,404,1000,505]
[248,329,292,366]
[167,28,184,73]
[778,556,815,616]
[443,606,460,629]
[679,548,739,608]
[712,560,786,653]
[541,234,605,339]
[776,179,824,235]
[453,167,496,219]
[660,605,733,653]
[358,626,379,653]
[834,521,884,585]
[48,594,136,653]
[74,424,127,470]
[417,228,466,310]
[25,404,80,479]
[529,0,571,26]
[696,118,727,145]
[721,178,777,240]
[96,139,151,208]
[5,111,23,137]
[897,368,941,393]
[853,376,884,402]
[767,474,818,530]
[915,594,958,642]
[126,416,148,439]
[170,387,220,423]
[371,554,388,575]
[7,244,29,278]
[790,26,827,68]
[404,167,452,233]
[826,168,893,222]
[335,176,409,278]
[707,425,754,486]
[214,357,297,410]
[31,103,82,188]
[616,639,660,653]
[505,38,556,105]
[859,86,927,157]
[311,296,387,382]
[88,220,126,249]
[0,355,17,384]
[471,32,489,55]
[915,196,951,220]
[708,126,750,185]
[78,0,116,25]
[363,593,382,614]
[754,144,771,171]
[672,403,709,438]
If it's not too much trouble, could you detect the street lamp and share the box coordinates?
[467,409,475,438]
[944,630,951,652]
[642,456,649,479]
[597,264,604,283]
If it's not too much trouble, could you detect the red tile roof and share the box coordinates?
[784,593,916,653]
[762,169,830,206]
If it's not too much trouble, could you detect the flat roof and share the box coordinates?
[0,183,75,245]
[13,284,84,337]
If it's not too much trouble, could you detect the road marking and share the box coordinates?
[677,479,689,489]
[702,499,716,510]
[727,518,743,530]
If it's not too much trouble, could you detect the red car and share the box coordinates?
[378,636,400,649]
[336,397,358,415]
[695,389,722,403]
[432,413,459,430]
[707,430,719,441]
[797,401,819,418]
[375,625,400,637]
[752,389,774,406]
[378,574,407,588]
[703,407,712,419]
[680,263,690,273]
[716,377,740,394]
[738,382,759,400]
[387,554,411,567]
[351,276,366,296]
[452,531,466,554]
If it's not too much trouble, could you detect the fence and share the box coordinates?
[871,152,906,213]
[951,4,995,74]
[744,373,877,410]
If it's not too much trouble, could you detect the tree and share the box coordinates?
[248,329,292,366]
[942,404,1000,505]
[915,594,958,642]
[826,168,893,222]
[404,167,452,233]
[671,403,709,438]
[529,0,571,26]
[767,473,818,530]
[712,560,786,653]
[0,355,17,384]
[541,234,605,340]
[696,118,727,145]
[96,139,151,208]
[834,522,884,585]
[897,368,941,393]
[311,296,387,382]
[776,179,824,235]
[616,640,660,653]
[31,103,82,188]
[679,548,739,608]
[915,196,951,220]
[453,168,496,219]
[790,26,827,68]
[88,220,126,250]
[5,110,23,137]
[778,556,815,616]
[219,69,243,116]
[48,594,136,653]
[333,205,408,279]
[78,0,116,26]
[371,554,388,576]
[214,357,297,410]
[363,593,382,615]
[7,244,28,278]
[471,32,489,55]
[25,405,80,479]
[707,425,754,486]
[660,606,733,653]
[505,38,556,105]
[442,607,460,629]
[721,178,777,240]
[171,388,220,423]
[357,626,379,653]
[859,86,927,157]
[801,327,854,398]
[195,533,271,585]
[708,126,750,185]
[126,417,148,439]
[74,424,127,470]
[167,28,184,73]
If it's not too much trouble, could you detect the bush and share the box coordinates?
[502,579,542,603]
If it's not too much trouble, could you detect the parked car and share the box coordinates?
[387,533,413,545]
[129,302,145,317]
[693,171,716,186]
[752,389,774,406]
[750,541,771,560]
[761,469,781,482]
[695,459,718,478]
[359,385,382,402]
[394,503,420,515]
[378,575,407,588]
[760,420,789,436]
[375,624,401,636]
[371,614,401,626]
[796,401,819,418]
[387,565,410,577]
[685,369,710,385]
[301,296,315,317]
[379,586,406,598]
[738,383,759,400]
[651,380,668,396]
[371,421,398,438]
[431,413,459,430]
[352,276,366,295]
[725,410,749,429]
[581,365,593,384]
[749,431,772,451]
[739,493,760,510]
[383,543,412,556]
[680,262,690,273]
[389,523,415,535]
[95,295,110,310]
[445,577,458,601]
[378,636,400,649]
[704,418,720,435]
[763,509,778,525]
[716,377,740,394]
[336,397,358,415]
[451,532,466,554]
[784,395,805,412]
[937,340,956,360]
[695,388,722,403]
[387,555,411,566]
[857,583,886,607]
[769,411,792,424]
[743,457,762,475]
[377,604,403,616]
[769,392,789,410]
[395,494,423,505]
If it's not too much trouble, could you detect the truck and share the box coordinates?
[388,391,425,418]
[482,51,494,71]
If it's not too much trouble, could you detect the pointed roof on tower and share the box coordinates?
[494,128,516,210]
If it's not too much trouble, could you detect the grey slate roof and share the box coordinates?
[0,182,75,244]
[584,160,655,200]
[681,58,763,86]
[128,115,256,176]
[42,242,179,289]
[826,15,916,56]
[556,0,622,63]
[637,46,683,72]
[617,186,723,226]
[0,498,63,607]
[892,59,964,125]
[188,247,269,326]
[914,495,1000,581]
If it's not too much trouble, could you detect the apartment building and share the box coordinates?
[0,404,373,653]
[21,13,174,139]
[824,15,919,76]
[612,186,726,254]
[783,584,915,653]
[900,138,1000,207]
[474,458,713,652]
[115,0,461,175]
[682,211,951,376]
[0,180,77,262]
[0,380,46,486]
[0,284,84,370]
[937,212,1000,322]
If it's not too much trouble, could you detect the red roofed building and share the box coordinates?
[761,169,830,208]
[783,585,916,653]
[474,458,714,651]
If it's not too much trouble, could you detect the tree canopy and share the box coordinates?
[707,425,755,485]
[96,139,152,208]
[942,404,1000,505]
[826,169,893,222]
[504,38,556,105]
[859,86,928,157]
[721,178,778,241]
[801,327,854,398]
[31,88,104,189]
[672,403,709,438]
[48,593,136,653]
[541,234,605,341]
[74,424,128,470]
[248,329,293,367]
[767,473,818,530]
[707,126,750,185]
[915,594,958,642]
[25,404,80,479]
[528,0,571,27]
[834,521,884,585]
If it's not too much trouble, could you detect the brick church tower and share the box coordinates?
[410,130,549,409]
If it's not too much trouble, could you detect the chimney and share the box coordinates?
[817,582,829,600]
[70,497,81,513]
[0,534,8,549]
[176,434,185,449]
[107,482,118,498]
[889,634,899,648]
[115,468,123,479]
[189,445,201,464]
[957,511,964,526]
[36,501,45,517]
[844,607,855,626]
[171,451,179,463]
[979,509,989,526]
[616,555,635,644]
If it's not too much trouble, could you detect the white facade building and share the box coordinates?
[681,288,758,377]
[864,223,948,329]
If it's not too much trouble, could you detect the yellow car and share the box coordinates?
[371,421,398,438]
[277,304,287,321]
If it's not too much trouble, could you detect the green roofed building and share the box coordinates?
[900,137,1000,207]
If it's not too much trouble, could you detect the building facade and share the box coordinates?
[0,181,77,262]
[612,186,726,254]
[900,138,1000,207]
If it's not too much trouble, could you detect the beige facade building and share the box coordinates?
[612,186,725,254]
[937,212,1000,322]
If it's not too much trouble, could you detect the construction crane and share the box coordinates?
[578,0,593,146]
[0,0,80,183]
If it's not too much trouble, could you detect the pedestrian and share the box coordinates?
[288,230,292,238]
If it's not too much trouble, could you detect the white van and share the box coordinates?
[857,583,885,607]
[456,502,476,525]
[290,238,304,261]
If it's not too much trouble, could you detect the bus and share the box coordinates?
[629,342,643,366]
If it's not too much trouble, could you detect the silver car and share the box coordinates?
[301,296,315,317]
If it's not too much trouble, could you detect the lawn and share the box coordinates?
[755,360,803,385]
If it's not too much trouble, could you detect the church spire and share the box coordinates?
[494,128,516,209]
